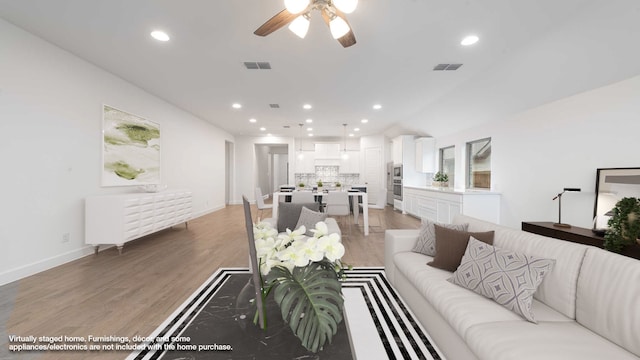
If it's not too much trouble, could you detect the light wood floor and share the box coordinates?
[0,204,419,360]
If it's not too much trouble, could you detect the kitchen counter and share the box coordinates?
[403,185,501,195]
[402,186,501,224]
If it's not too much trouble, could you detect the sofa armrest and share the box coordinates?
[384,229,420,285]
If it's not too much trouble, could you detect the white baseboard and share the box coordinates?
[0,207,229,287]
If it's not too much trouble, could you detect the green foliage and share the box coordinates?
[298,182,305,187]
[604,197,640,253]
[335,182,341,187]
[268,261,344,353]
[433,171,449,182]
[317,180,323,187]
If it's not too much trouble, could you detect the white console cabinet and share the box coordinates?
[403,186,500,224]
[85,189,193,254]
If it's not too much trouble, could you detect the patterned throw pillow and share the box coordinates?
[412,219,468,256]
[295,206,328,236]
[449,237,556,323]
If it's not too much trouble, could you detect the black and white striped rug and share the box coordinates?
[127,268,443,360]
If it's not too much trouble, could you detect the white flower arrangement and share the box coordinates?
[253,221,346,276]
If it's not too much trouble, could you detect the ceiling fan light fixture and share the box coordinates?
[288,14,310,38]
[284,0,310,14]
[332,0,358,14]
[329,16,350,39]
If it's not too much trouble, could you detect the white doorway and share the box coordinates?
[364,147,382,204]
[225,141,234,205]
[255,144,288,198]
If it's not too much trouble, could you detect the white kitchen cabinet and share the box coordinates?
[85,189,193,254]
[392,137,403,164]
[315,143,341,159]
[403,186,500,224]
[415,137,436,173]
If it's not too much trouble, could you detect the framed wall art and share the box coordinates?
[102,104,160,186]
[593,167,640,230]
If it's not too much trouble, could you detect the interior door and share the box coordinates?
[364,147,382,204]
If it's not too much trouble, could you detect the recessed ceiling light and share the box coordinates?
[308,133,314,137]
[150,30,170,42]
[361,119,369,123]
[307,128,313,131]
[354,128,360,131]
[266,133,272,137]
[461,35,479,46]
[306,119,313,123]
[303,104,312,110]
[249,118,257,123]
[232,103,242,109]
[349,133,354,137]
[260,127,266,131]
[373,104,382,110]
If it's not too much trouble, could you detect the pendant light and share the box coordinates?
[297,123,305,160]
[341,124,349,160]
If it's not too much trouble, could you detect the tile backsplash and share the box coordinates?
[295,166,360,186]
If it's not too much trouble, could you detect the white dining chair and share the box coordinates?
[325,191,351,234]
[292,191,315,204]
[255,187,273,220]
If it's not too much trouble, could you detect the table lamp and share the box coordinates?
[552,187,581,228]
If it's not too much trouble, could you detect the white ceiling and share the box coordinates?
[1,0,639,139]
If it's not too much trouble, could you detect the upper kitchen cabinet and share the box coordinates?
[415,137,436,173]
[315,143,341,159]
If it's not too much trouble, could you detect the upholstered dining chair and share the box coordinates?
[291,191,315,204]
[254,187,273,220]
[325,191,351,234]
[241,195,265,329]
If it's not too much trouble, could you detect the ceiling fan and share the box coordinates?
[254,0,357,48]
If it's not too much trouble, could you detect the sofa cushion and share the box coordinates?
[465,320,640,360]
[427,225,494,272]
[576,248,640,357]
[412,218,468,256]
[452,215,589,320]
[449,238,556,323]
[277,202,319,233]
[295,206,327,236]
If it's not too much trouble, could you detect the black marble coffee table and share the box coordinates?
[128,268,443,360]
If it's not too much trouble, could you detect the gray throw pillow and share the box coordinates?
[277,202,320,233]
[449,237,556,323]
[295,206,328,236]
[412,219,468,256]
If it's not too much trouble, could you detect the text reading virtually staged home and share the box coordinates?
[1,0,639,359]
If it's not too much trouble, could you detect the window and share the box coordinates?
[439,146,455,186]
[466,138,491,189]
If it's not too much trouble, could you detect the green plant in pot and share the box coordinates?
[335,182,341,188]
[298,182,305,188]
[432,171,449,187]
[604,197,640,253]
[317,180,323,188]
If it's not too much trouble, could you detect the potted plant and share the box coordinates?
[298,182,305,189]
[317,180,323,188]
[335,182,341,188]
[604,197,640,253]
[432,172,449,187]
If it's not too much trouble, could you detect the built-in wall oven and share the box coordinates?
[393,178,402,200]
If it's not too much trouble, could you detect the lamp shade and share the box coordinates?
[288,15,310,38]
[329,16,350,39]
[333,0,358,14]
[284,0,310,14]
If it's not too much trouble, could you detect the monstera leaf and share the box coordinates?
[269,261,344,353]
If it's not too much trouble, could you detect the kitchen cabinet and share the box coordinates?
[403,186,500,224]
[415,137,436,173]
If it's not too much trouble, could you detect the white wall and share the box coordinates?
[233,136,294,205]
[0,19,233,285]
[436,74,640,229]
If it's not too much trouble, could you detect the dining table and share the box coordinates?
[271,190,369,236]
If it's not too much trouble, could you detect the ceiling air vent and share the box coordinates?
[433,63,463,71]
[244,61,271,70]
[269,104,280,109]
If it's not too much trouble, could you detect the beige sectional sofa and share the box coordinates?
[384,214,640,360]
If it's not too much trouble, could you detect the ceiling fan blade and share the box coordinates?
[254,9,298,36]
[321,8,357,48]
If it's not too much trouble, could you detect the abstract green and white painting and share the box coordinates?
[102,105,160,186]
